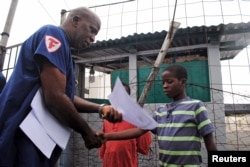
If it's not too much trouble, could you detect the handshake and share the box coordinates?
[84,131,106,150]
[83,104,122,150]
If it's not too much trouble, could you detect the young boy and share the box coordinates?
[99,64,217,167]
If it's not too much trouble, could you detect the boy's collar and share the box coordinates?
[170,96,190,106]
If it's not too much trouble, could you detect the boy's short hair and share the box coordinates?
[163,64,188,80]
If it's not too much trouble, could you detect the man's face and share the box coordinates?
[73,15,101,50]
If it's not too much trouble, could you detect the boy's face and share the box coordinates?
[161,70,186,101]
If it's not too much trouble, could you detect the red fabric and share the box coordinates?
[99,120,152,167]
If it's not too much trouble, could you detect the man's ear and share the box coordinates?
[72,16,79,27]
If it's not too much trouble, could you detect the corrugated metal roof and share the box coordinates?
[73,22,250,73]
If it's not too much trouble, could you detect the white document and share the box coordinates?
[19,88,72,158]
[108,77,158,130]
[19,111,56,158]
[30,89,72,149]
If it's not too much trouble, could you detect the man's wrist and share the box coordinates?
[98,104,107,118]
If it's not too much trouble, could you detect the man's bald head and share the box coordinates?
[60,6,101,49]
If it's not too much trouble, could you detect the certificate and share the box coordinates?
[108,77,158,130]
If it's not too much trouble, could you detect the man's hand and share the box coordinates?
[82,130,104,150]
[95,132,107,142]
[102,105,122,123]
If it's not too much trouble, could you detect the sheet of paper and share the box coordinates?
[108,77,158,130]
[19,88,72,158]
[30,89,71,149]
[19,111,56,158]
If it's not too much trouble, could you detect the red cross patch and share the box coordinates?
[45,35,61,52]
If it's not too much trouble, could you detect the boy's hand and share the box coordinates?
[96,132,107,142]
[82,130,104,149]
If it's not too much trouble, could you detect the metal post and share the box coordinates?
[60,9,68,25]
[0,0,19,71]
[137,21,181,106]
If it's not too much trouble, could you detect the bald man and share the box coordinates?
[0,7,122,167]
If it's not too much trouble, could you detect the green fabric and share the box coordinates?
[111,60,210,103]
[84,98,110,105]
